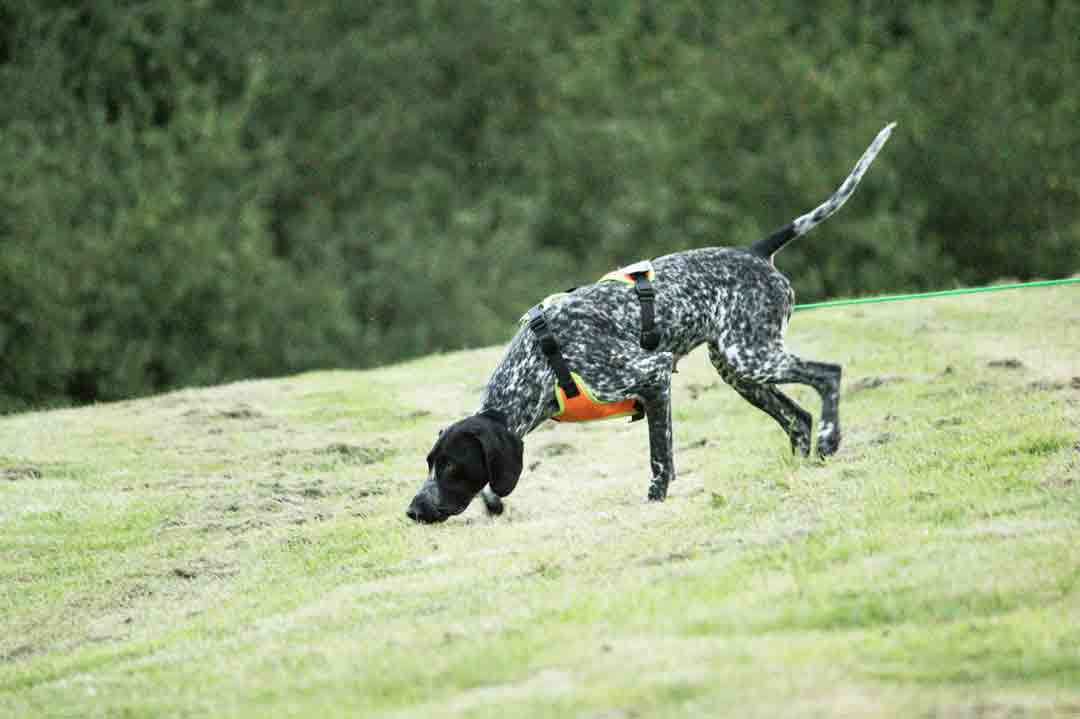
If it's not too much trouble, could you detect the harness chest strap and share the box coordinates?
[525,306,643,423]
[526,306,578,399]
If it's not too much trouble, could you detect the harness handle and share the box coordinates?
[630,272,660,350]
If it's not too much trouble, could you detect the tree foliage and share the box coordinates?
[2,0,1077,410]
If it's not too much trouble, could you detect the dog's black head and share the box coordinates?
[406,411,523,524]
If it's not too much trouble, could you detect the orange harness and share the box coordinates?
[525,261,656,424]
[552,372,641,423]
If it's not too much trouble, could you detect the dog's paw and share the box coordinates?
[790,432,812,458]
[816,429,841,458]
[481,487,504,516]
[647,483,668,502]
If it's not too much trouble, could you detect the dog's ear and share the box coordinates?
[475,416,523,498]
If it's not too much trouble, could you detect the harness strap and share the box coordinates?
[631,272,660,350]
[526,306,579,398]
[526,305,645,423]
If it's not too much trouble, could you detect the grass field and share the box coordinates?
[2,284,1079,718]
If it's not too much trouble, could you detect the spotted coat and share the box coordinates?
[473,124,896,502]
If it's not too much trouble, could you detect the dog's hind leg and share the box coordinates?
[766,357,841,458]
[709,341,842,458]
[708,343,813,457]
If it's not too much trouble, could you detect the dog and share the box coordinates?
[407,124,895,523]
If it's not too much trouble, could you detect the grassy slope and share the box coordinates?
[2,285,1079,718]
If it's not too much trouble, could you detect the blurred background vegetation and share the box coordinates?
[1,0,1077,411]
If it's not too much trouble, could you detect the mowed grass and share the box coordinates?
[2,285,1079,718]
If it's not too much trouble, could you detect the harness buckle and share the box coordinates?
[527,310,558,356]
[527,309,546,333]
[630,272,655,295]
[538,334,559,356]
[558,377,580,399]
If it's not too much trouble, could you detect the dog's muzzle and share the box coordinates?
[406,493,448,523]
[406,475,451,523]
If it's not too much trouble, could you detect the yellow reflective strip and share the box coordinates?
[570,373,636,418]
[571,372,611,404]
[600,268,655,284]
[600,271,636,285]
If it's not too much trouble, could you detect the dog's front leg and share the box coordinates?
[642,385,675,501]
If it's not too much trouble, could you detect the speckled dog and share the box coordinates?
[407,124,896,523]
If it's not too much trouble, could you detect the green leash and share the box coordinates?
[793,277,1080,313]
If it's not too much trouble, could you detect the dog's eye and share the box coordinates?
[438,458,455,476]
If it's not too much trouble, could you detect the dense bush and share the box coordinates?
[2,0,1077,410]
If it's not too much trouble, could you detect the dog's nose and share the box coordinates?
[406,494,430,522]
[407,491,446,523]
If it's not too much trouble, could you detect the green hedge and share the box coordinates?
[2,0,1077,410]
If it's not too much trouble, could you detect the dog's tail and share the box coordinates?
[749,122,896,260]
